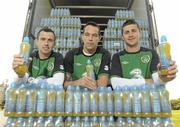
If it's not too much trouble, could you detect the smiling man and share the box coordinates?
[64,21,111,90]
[111,19,177,88]
[12,27,64,84]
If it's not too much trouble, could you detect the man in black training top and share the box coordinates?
[64,22,111,90]
[111,19,177,88]
[12,27,64,84]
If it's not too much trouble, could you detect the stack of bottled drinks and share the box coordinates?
[4,79,174,126]
[103,9,151,57]
[34,8,81,57]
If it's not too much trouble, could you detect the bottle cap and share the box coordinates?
[23,36,29,43]
[160,35,167,42]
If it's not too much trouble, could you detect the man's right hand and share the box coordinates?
[12,54,24,71]
[77,76,97,90]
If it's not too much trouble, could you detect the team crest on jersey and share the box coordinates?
[93,58,101,67]
[141,55,150,63]
[47,62,54,71]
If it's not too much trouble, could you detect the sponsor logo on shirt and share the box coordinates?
[75,63,82,66]
[121,61,129,64]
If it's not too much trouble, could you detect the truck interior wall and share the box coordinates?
[131,0,148,19]
[32,0,51,38]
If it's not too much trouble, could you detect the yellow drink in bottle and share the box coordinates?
[15,36,30,76]
[157,35,171,76]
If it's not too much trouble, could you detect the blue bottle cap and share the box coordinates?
[23,36,29,43]
[160,35,167,42]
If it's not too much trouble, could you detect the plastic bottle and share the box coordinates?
[16,83,27,117]
[150,84,161,117]
[99,117,107,127]
[5,117,15,127]
[55,85,65,116]
[65,86,74,116]
[46,84,56,116]
[36,81,47,116]
[86,59,95,80]
[141,85,151,117]
[82,88,90,116]
[98,87,107,116]
[73,117,81,127]
[134,117,143,127]
[125,117,134,127]
[115,117,124,127]
[55,116,64,127]
[4,82,18,116]
[26,83,37,116]
[163,118,174,127]
[114,86,123,117]
[82,116,90,127]
[90,116,99,127]
[157,35,171,76]
[16,117,25,127]
[106,87,114,116]
[153,117,164,127]
[26,117,34,127]
[34,117,44,127]
[14,36,31,76]
[159,85,171,117]
[132,86,141,117]
[73,86,82,116]
[143,117,153,127]
[90,90,99,116]
[107,116,115,127]
[65,117,72,127]
[122,86,132,117]
[45,116,55,127]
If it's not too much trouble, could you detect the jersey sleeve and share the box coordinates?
[64,50,74,74]
[150,50,159,73]
[110,53,123,77]
[53,53,64,74]
[98,50,111,76]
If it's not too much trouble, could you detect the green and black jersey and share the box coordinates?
[64,46,111,80]
[111,47,159,79]
[28,51,64,78]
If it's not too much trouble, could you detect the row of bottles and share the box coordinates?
[115,10,135,19]
[5,81,65,117]
[104,27,148,39]
[5,116,174,127]
[40,17,81,28]
[103,40,125,51]
[5,82,171,118]
[50,8,71,17]
[35,27,81,38]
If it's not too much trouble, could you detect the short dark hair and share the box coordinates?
[37,27,56,40]
[121,19,140,35]
[83,21,101,35]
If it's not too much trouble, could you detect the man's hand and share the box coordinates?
[158,61,178,82]
[77,76,97,90]
[12,54,32,77]
[12,54,24,70]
